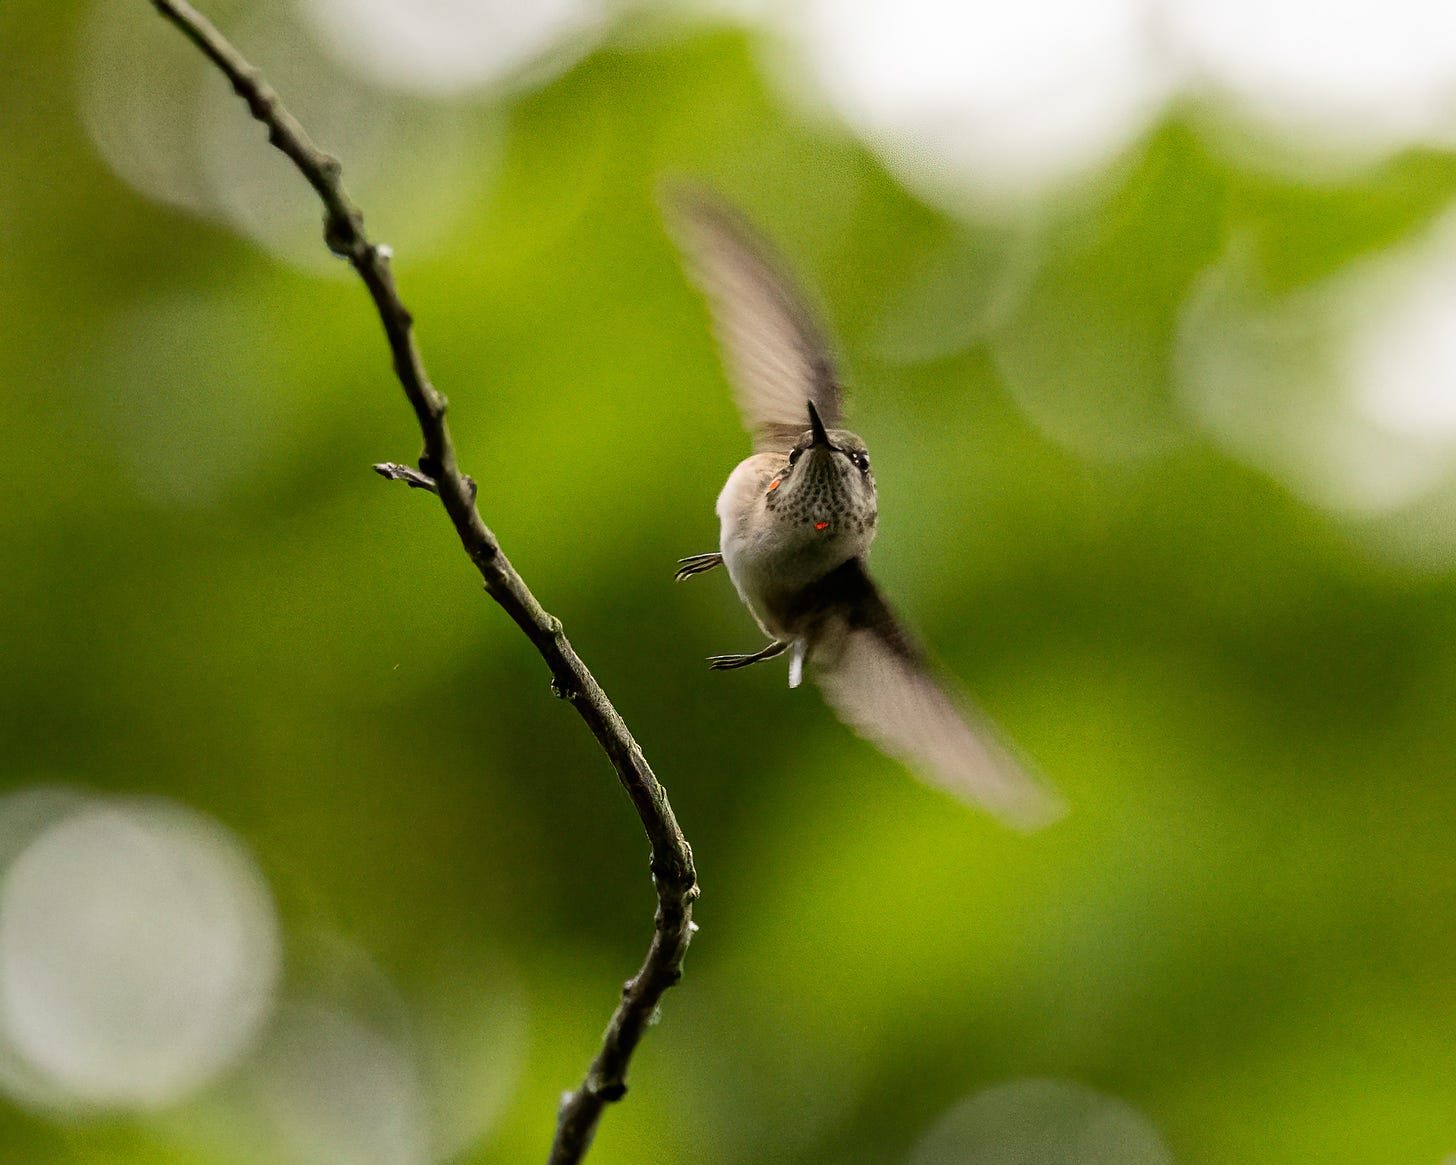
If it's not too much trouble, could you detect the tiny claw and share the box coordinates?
[674,552,723,581]
[707,640,788,670]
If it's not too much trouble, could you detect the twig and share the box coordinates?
[373,461,457,496]
[148,4,699,1161]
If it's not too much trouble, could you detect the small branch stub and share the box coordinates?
[373,462,439,492]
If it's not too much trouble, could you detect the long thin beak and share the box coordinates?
[807,399,831,448]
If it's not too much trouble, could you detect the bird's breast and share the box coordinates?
[715,454,875,638]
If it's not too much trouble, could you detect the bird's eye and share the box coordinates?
[853,452,870,473]
[788,448,802,465]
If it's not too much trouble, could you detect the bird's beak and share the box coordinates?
[807,400,831,449]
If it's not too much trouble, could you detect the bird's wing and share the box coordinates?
[803,560,1065,831]
[663,183,844,452]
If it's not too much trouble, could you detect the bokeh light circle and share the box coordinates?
[235,997,431,1165]
[0,793,281,1110]
[1168,0,1456,162]
[1175,221,1456,529]
[78,0,493,273]
[299,0,606,96]
[910,1077,1173,1165]
[780,0,1172,208]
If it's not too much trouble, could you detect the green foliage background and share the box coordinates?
[3,2,1456,1162]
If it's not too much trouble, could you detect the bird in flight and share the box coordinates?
[665,186,1063,830]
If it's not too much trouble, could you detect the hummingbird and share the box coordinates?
[665,187,1063,830]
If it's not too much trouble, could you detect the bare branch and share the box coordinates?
[149,4,699,1161]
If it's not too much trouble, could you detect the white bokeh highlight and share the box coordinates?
[742,0,1456,207]
[1176,219,1456,528]
[1167,0,1456,163]
[0,795,280,1110]
[300,0,606,96]
[79,0,492,273]
[1348,225,1456,444]
[779,0,1172,209]
[86,0,1456,235]
[78,0,217,217]
[174,937,529,1165]
[239,997,432,1165]
[909,1077,1173,1165]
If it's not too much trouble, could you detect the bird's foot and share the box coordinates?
[675,552,724,581]
[708,640,789,670]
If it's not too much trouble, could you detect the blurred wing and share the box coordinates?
[806,561,1065,831]
[663,183,843,452]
